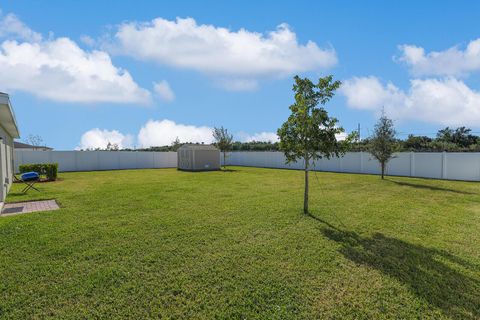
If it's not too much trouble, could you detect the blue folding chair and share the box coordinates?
[17,172,40,193]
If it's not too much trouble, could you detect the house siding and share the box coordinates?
[0,123,15,206]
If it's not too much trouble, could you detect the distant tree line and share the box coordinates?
[351,126,480,152]
[129,141,280,152]
[89,126,480,153]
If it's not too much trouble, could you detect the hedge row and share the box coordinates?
[19,163,58,181]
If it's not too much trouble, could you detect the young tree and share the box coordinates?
[369,111,397,179]
[25,134,44,149]
[213,126,233,169]
[171,137,182,151]
[105,142,119,151]
[277,75,353,214]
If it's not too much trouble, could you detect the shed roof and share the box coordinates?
[0,92,20,138]
[178,144,219,151]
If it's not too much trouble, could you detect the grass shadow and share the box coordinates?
[308,214,480,319]
[177,168,239,173]
[7,192,31,197]
[386,178,477,195]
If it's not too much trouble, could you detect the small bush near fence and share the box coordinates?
[19,163,58,181]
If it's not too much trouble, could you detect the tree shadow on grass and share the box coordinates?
[6,192,32,198]
[7,192,24,197]
[386,179,477,195]
[308,214,480,319]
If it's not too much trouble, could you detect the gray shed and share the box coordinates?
[177,144,220,171]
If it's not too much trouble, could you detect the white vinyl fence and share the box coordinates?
[14,150,480,181]
[224,151,480,181]
[15,150,177,173]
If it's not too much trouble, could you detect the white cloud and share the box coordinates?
[397,39,480,76]
[238,131,279,142]
[137,119,214,147]
[110,17,337,87]
[0,13,42,42]
[341,76,480,126]
[77,128,133,150]
[0,13,151,104]
[153,80,175,102]
[80,120,285,148]
[215,78,258,92]
[342,76,406,110]
[80,35,95,46]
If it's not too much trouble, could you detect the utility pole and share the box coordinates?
[357,123,361,142]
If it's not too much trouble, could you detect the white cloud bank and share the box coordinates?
[137,119,214,147]
[137,121,281,147]
[78,128,133,150]
[78,119,282,149]
[0,12,42,42]
[237,131,279,142]
[397,39,480,77]
[109,17,337,89]
[216,78,259,92]
[342,76,480,126]
[0,13,150,104]
[153,80,175,102]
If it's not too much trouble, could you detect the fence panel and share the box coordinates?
[226,151,480,181]
[445,153,480,181]
[361,153,381,175]
[17,150,51,165]
[340,153,362,173]
[413,153,443,179]
[75,151,99,172]
[136,152,155,169]
[52,151,77,172]
[154,152,176,168]
[98,152,119,171]
[15,150,177,173]
[387,153,411,177]
[14,150,480,181]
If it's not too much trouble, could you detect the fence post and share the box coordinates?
[74,151,78,172]
[359,151,364,173]
[97,151,100,171]
[410,152,415,177]
[442,152,447,179]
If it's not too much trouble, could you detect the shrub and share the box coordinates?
[19,163,58,181]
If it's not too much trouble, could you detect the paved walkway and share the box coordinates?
[1,200,60,217]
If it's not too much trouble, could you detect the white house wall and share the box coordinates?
[0,124,14,203]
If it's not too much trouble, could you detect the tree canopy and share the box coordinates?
[277,75,352,164]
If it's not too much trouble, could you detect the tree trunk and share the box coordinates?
[304,157,309,214]
[223,151,226,169]
[381,162,385,179]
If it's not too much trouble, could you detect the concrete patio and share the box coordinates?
[1,200,60,216]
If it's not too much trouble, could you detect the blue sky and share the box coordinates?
[1,0,480,149]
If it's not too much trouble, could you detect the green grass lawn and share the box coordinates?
[1,167,479,319]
